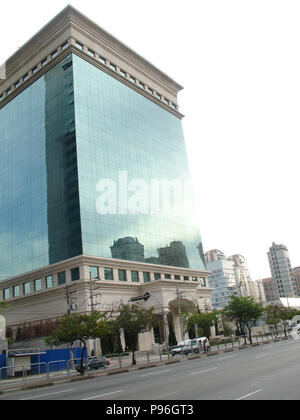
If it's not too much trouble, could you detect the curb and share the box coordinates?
[137,364,158,370]
[106,369,129,376]
[206,351,219,357]
[164,359,181,365]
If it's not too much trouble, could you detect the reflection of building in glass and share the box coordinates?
[197,242,206,268]
[145,257,160,264]
[110,237,144,262]
[158,241,189,268]
[111,237,189,268]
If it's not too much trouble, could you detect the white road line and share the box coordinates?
[141,369,170,377]
[190,367,218,376]
[254,353,272,358]
[254,348,296,358]
[82,390,124,400]
[216,355,234,361]
[235,389,263,400]
[20,388,76,400]
[156,391,180,400]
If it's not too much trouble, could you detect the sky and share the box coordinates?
[0,0,299,280]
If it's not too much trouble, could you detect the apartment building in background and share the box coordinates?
[267,243,298,299]
[262,277,278,302]
[292,267,300,296]
[205,250,263,309]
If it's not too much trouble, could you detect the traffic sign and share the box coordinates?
[130,292,151,302]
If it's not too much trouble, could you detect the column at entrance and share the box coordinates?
[162,312,170,347]
[120,328,126,352]
[173,314,184,343]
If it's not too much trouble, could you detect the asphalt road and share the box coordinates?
[1,338,300,401]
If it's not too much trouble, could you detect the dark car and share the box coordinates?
[75,356,111,372]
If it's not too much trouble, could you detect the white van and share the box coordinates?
[190,337,211,353]
[177,340,191,346]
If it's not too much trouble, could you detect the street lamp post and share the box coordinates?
[175,286,185,342]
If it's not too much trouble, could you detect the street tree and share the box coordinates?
[114,303,161,365]
[265,304,282,336]
[187,311,218,339]
[222,296,264,344]
[45,311,113,375]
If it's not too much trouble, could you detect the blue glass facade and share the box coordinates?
[0,55,82,279]
[0,53,205,280]
[73,55,205,270]
[0,76,49,279]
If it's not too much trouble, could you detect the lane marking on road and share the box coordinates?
[82,390,124,400]
[155,391,180,400]
[215,355,234,361]
[254,347,297,359]
[189,367,218,376]
[20,388,76,400]
[235,389,263,400]
[254,352,274,358]
[140,369,171,377]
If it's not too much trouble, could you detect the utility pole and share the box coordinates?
[88,275,102,311]
[175,286,185,342]
[88,274,102,356]
[64,283,77,368]
[65,283,77,315]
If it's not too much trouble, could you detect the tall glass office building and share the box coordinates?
[0,6,206,281]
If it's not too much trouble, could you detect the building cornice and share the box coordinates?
[1,254,210,285]
[0,46,184,119]
[66,6,183,93]
[0,5,183,116]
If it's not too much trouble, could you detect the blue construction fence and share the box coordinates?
[0,354,7,379]
[0,354,6,368]
[31,347,87,373]
[1,347,87,377]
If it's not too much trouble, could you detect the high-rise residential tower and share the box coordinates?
[267,243,298,299]
[293,267,300,296]
[205,250,261,308]
[262,277,278,302]
[0,6,212,350]
[205,250,237,309]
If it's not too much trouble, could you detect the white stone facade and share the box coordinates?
[0,255,212,352]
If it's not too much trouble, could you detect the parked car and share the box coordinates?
[177,340,191,346]
[171,344,194,357]
[291,325,300,338]
[75,356,111,372]
[190,337,211,353]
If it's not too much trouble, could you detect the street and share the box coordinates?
[1,338,300,400]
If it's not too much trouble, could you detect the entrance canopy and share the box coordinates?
[279,297,300,309]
